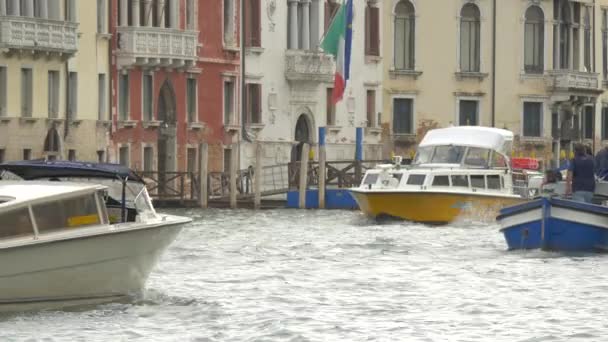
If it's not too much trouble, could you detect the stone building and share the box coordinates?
[383,0,608,166]
[0,0,110,163]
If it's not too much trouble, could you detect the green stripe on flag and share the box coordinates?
[320,5,346,57]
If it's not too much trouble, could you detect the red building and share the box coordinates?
[110,0,240,175]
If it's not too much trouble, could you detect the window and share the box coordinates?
[21,68,33,118]
[32,195,99,233]
[603,9,608,78]
[47,71,59,119]
[68,149,76,161]
[186,0,195,29]
[245,0,261,47]
[97,150,105,163]
[97,0,107,33]
[452,175,469,187]
[366,90,376,127]
[603,107,608,140]
[187,147,197,174]
[223,148,232,173]
[524,6,544,74]
[143,74,153,122]
[471,175,485,189]
[67,72,78,120]
[394,0,415,70]
[0,208,34,239]
[143,146,153,172]
[66,0,77,22]
[363,173,379,185]
[119,146,129,167]
[584,6,592,72]
[23,149,32,161]
[326,88,336,125]
[246,83,261,124]
[460,4,480,72]
[487,175,501,190]
[0,149,4,163]
[583,106,594,140]
[365,3,380,56]
[187,78,197,123]
[393,98,413,134]
[0,67,6,117]
[555,0,572,69]
[459,100,478,126]
[325,0,340,33]
[224,79,235,124]
[523,102,542,137]
[119,73,129,121]
[464,147,490,167]
[406,174,426,185]
[223,0,235,46]
[432,176,450,187]
[98,74,106,121]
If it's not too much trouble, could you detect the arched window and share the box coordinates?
[394,0,415,70]
[460,3,480,72]
[555,0,572,69]
[524,6,544,74]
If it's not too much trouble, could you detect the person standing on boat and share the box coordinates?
[594,145,608,180]
[566,143,596,203]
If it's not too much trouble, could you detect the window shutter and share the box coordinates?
[245,0,252,47]
[370,7,380,56]
[254,84,261,123]
[324,2,331,32]
[365,5,371,55]
[252,0,261,47]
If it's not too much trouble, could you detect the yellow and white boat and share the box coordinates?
[350,126,527,224]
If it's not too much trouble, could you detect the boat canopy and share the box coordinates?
[419,127,514,156]
[0,160,144,184]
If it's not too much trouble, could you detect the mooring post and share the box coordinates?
[299,143,310,209]
[319,127,326,209]
[254,141,262,210]
[355,127,363,183]
[230,143,238,209]
[198,143,208,209]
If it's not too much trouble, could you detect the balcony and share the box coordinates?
[546,70,602,93]
[116,26,198,69]
[0,16,78,56]
[285,49,334,83]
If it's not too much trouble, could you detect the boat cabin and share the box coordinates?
[0,182,110,241]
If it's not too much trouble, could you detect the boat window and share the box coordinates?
[363,173,379,185]
[464,147,490,167]
[0,207,34,239]
[32,194,101,233]
[487,175,501,189]
[406,174,426,185]
[391,173,403,182]
[431,146,465,164]
[490,152,507,168]
[432,175,450,186]
[471,175,485,188]
[451,175,469,187]
[413,146,433,164]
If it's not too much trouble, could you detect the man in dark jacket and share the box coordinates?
[566,143,596,203]
[595,145,608,179]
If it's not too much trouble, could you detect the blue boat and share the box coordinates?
[497,197,608,252]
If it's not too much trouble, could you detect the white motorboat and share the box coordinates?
[0,161,191,311]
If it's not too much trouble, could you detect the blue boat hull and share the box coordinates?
[498,198,608,252]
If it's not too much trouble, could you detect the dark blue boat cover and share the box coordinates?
[0,160,144,183]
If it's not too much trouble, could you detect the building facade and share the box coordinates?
[109,0,236,175]
[383,0,608,166]
[0,0,110,163]
[238,0,384,170]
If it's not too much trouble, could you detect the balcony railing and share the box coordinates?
[116,26,198,69]
[285,49,334,83]
[547,70,601,92]
[0,16,78,56]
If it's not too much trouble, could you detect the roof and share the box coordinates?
[418,126,514,155]
[0,160,144,183]
[0,181,106,210]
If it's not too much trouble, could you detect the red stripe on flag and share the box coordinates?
[332,73,345,104]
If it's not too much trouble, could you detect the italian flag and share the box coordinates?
[321,0,353,104]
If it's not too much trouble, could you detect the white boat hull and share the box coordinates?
[0,216,186,310]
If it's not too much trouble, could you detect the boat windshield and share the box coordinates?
[413,146,433,164]
[133,187,156,215]
[414,145,466,165]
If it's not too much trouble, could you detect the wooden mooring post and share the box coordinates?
[299,143,310,209]
[198,143,208,209]
[254,141,262,209]
[230,143,238,209]
[319,127,326,209]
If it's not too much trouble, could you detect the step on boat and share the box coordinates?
[0,161,192,311]
[350,126,532,224]
[498,197,608,252]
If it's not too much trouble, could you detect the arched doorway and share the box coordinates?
[158,80,177,190]
[292,114,312,161]
[43,126,61,160]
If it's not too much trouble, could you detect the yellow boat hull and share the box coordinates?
[350,190,524,224]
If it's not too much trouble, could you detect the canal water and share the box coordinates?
[1,209,608,341]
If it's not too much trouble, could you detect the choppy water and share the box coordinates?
[2,209,608,341]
